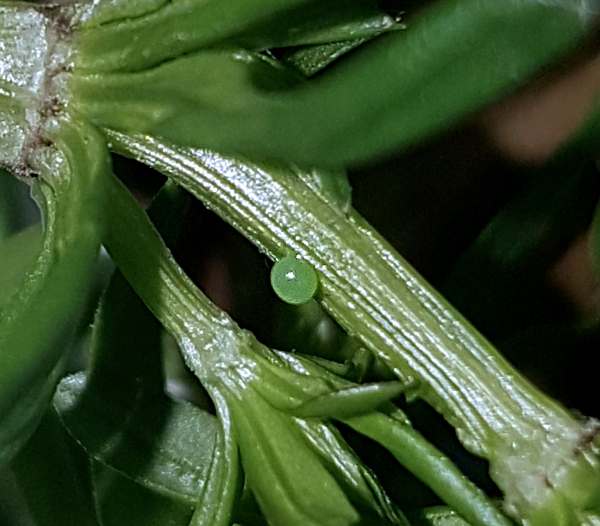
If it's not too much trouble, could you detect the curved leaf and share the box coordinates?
[0,121,109,469]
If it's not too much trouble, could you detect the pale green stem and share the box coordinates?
[104,130,600,524]
[102,170,252,386]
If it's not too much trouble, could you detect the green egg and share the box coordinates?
[270,254,319,305]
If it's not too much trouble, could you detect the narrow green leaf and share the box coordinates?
[226,385,361,526]
[343,411,512,526]
[288,381,405,419]
[270,350,508,526]
[296,418,409,525]
[269,9,403,49]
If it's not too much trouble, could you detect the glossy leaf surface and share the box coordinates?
[75,0,596,166]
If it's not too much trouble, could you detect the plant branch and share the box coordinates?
[105,129,600,525]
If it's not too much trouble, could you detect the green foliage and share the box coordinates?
[1,0,600,525]
[0,122,110,470]
[72,0,596,165]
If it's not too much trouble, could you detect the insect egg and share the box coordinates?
[270,254,319,305]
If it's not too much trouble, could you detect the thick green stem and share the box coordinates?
[105,130,600,524]
[103,174,510,526]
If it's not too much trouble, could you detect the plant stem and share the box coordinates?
[101,169,253,384]
[106,130,600,524]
